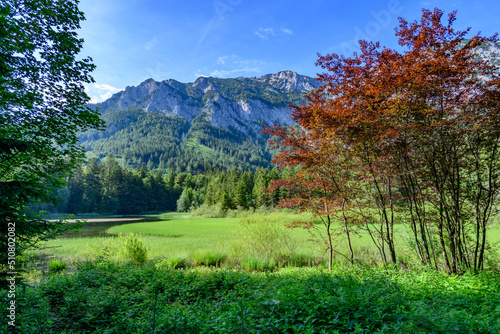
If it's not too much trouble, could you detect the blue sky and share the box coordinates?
[78,0,500,103]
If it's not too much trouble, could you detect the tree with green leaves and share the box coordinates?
[0,0,103,267]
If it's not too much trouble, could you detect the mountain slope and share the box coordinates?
[80,41,500,173]
[81,71,319,172]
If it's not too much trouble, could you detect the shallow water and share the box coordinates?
[58,217,159,238]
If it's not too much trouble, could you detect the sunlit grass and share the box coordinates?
[39,211,500,269]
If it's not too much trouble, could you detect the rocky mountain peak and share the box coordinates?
[193,77,215,93]
[94,71,319,138]
[257,70,318,92]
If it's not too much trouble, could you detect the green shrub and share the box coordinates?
[192,250,227,267]
[48,259,67,273]
[82,237,120,264]
[82,234,148,265]
[225,206,247,218]
[191,204,226,218]
[156,256,188,269]
[233,213,299,262]
[123,234,148,265]
[240,256,275,272]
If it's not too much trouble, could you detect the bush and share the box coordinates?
[191,204,226,218]
[192,250,227,267]
[82,237,120,264]
[225,206,247,218]
[123,234,148,265]
[82,234,148,265]
[48,259,67,273]
[233,213,299,263]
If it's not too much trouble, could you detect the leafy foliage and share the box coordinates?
[0,0,104,266]
[123,234,148,265]
[2,264,498,333]
[265,8,500,273]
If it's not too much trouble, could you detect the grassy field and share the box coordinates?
[35,210,500,273]
[14,211,499,333]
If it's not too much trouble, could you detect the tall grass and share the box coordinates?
[37,211,500,270]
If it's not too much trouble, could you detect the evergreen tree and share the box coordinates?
[101,155,124,214]
[83,159,103,213]
[66,166,85,214]
[204,180,217,206]
[253,168,270,208]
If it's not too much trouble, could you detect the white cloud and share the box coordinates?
[86,83,122,103]
[210,68,260,77]
[195,56,267,79]
[89,96,100,104]
[94,83,121,93]
[217,56,228,65]
[100,92,115,101]
[144,37,157,50]
[255,27,275,40]
[255,27,293,40]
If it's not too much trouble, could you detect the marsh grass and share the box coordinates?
[240,256,276,272]
[192,250,227,267]
[36,212,500,271]
[47,259,67,273]
[155,255,187,269]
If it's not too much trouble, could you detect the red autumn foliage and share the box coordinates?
[264,8,500,273]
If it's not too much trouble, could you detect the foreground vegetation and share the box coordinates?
[14,209,500,332]
[2,263,499,333]
[33,210,500,276]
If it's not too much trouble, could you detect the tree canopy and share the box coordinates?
[265,8,500,273]
[0,0,104,264]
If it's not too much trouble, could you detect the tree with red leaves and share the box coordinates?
[265,8,500,273]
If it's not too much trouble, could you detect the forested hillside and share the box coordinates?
[79,71,318,172]
[79,108,272,173]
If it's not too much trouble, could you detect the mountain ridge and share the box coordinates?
[82,40,500,173]
[95,70,318,128]
[81,71,319,172]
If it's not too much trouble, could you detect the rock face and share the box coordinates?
[473,41,500,74]
[94,71,320,138]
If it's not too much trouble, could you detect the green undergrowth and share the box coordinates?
[2,263,499,333]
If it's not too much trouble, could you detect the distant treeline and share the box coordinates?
[37,155,296,215]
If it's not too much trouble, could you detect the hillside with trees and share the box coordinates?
[39,155,294,215]
[79,71,319,172]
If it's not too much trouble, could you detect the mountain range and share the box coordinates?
[80,41,500,173]
[81,71,319,172]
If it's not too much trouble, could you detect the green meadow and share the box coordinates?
[13,211,500,333]
[37,210,500,271]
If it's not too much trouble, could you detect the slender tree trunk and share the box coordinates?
[326,215,333,271]
[342,200,354,264]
